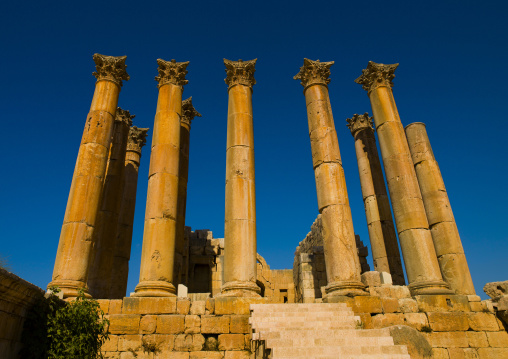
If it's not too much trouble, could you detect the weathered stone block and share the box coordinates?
[469,302,483,312]
[468,313,499,331]
[415,295,470,313]
[371,313,404,328]
[448,348,479,359]
[110,299,123,314]
[230,315,250,333]
[118,334,142,351]
[486,331,508,347]
[399,298,418,313]
[477,348,508,359]
[432,348,450,359]
[427,332,468,348]
[190,352,224,359]
[177,298,191,314]
[140,315,157,334]
[174,334,205,351]
[142,334,175,351]
[205,298,215,314]
[214,297,266,315]
[361,271,381,287]
[466,331,489,348]
[109,314,140,334]
[224,351,251,359]
[98,299,110,314]
[190,300,206,315]
[101,335,118,351]
[122,297,176,314]
[218,334,246,350]
[357,313,373,329]
[353,296,382,313]
[201,315,230,333]
[371,285,411,299]
[403,313,428,330]
[381,297,399,313]
[427,312,469,332]
[185,315,201,334]
[156,315,185,334]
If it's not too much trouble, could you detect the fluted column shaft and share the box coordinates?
[109,126,148,299]
[405,123,475,294]
[356,62,452,295]
[134,59,189,297]
[88,109,133,298]
[222,59,260,297]
[295,59,366,297]
[347,114,405,285]
[49,54,129,298]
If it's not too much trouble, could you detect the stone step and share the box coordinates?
[250,303,349,312]
[251,310,355,317]
[251,317,356,325]
[253,323,357,331]
[265,335,394,347]
[256,328,392,340]
[271,344,409,357]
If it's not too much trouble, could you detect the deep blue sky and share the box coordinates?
[1,1,506,299]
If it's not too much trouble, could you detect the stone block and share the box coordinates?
[224,351,251,359]
[428,312,469,332]
[381,297,399,313]
[466,331,489,348]
[103,353,120,359]
[143,334,175,351]
[486,331,508,347]
[156,315,185,334]
[101,335,118,351]
[415,295,471,312]
[205,298,215,314]
[185,315,201,334]
[468,313,500,331]
[361,271,381,287]
[467,295,482,302]
[427,332,468,348]
[157,352,189,359]
[218,334,246,350]
[122,297,176,314]
[399,298,418,313]
[483,281,508,300]
[353,296,382,313]
[403,313,428,330]
[110,299,123,314]
[177,298,191,314]
[380,272,393,285]
[371,313,404,328]
[357,313,373,329]
[178,284,188,298]
[469,302,483,312]
[371,285,411,298]
[448,348,479,359]
[190,352,224,359]
[190,300,206,315]
[201,315,230,333]
[477,348,508,359]
[174,334,205,352]
[109,314,140,334]
[98,299,110,314]
[118,334,142,351]
[230,315,250,333]
[140,315,157,334]
[214,297,266,315]
[432,348,450,359]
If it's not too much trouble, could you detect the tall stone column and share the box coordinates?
[355,61,452,295]
[88,108,133,298]
[134,59,189,297]
[347,113,405,285]
[49,54,129,298]
[294,58,367,297]
[174,97,201,285]
[109,126,149,299]
[222,59,261,297]
[405,123,475,294]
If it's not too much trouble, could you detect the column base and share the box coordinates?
[47,279,92,299]
[324,280,368,298]
[408,280,455,296]
[132,280,176,297]
[220,280,261,297]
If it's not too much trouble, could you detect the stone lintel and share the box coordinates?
[294,58,334,90]
[224,58,257,90]
[115,107,135,126]
[92,53,130,87]
[181,96,202,128]
[155,59,190,88]
[346,113,374,136]
[355,61,398,94]
[126,126,149,153]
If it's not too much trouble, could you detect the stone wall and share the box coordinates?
[0,268,45,359]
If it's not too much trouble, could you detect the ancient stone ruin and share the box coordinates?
[1,54,507,358]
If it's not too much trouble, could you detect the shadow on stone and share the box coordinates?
[387,325,433,359]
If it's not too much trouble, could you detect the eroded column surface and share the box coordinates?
[134,59,189,297]
[355,62,452,295]
[174,97,201,286]
[49,54,129,298]
[109,126,149,299]
[294,58,367,297]
[347,113,405,285]
[88,108,133,298]
[222,59,261,297]
[405,123,475,294]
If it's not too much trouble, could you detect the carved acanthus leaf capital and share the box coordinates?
[346,113,374,136]
[127,126,149,153]
[294,58,334,89]
[92,54,130,87]
[224,59,257,90]
[181,97,202,127]
[115,107,135,126]
[355,61,398,93]
[155,59,189,88]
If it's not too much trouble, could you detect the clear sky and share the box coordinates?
[1,1,507,299]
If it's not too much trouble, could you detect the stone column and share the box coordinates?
[49,54,129,298]
[355,61,452,295]
[347,113,405,285]
[405,123,475,294]
[133,59,189,297]
[109,126,149,299]
[222,59,261,297]
[174,97,201,285]
[294,58,367,297]
[88,108,133,298]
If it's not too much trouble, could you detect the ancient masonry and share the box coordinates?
[1,54,507,358]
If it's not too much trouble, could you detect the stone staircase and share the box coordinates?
[250,303,410,359]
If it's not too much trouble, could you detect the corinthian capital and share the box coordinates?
[155,59,189,88]
[115,107,135,126]
[224,59,257,90]
[355,61,398,93]
[92,54,130,87]
[346,113,374,136]
[294,58,334,89]
[181,97,202,128]
[127,126,149,153]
